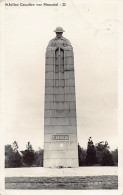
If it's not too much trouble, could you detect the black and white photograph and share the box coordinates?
[0,0,123,194]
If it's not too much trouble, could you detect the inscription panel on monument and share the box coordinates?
[52,135,69,140]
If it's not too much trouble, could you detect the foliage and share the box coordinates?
[5,142,22,168]
[12,141,19,152]
[22,142,35,166]
[95,141,114,166]
[101,149,114,166]
[85,137,97,166]
[5,145,14,168]
[95,141,109,165]
[78,144,86,166]
[111,149,118,165]
[26,142,33,151]
[5,141,44,168]
[5,139,117,168]
[34,148,44,167]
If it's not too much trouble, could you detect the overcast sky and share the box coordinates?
[2,0,119,151]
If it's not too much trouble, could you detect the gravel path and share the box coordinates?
[5,167,118,177]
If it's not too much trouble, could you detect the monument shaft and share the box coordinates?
[44,28,78,167]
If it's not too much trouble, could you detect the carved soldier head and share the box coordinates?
[54,26,65,38]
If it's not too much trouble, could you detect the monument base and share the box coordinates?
[44,134,79,168]
[44,158,78,168]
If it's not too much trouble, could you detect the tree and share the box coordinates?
[5,142,22,168]
[111,149,118,165]
[95,141,109,165]
[78,143,86,166]
[34,148,44,167]
[101,149,114,166]
[12,141,19,152]
[22,142,35,166]
[95,141,114,166]
[5,145,15,168]
[85,137,97,166]
[26,142,33,151]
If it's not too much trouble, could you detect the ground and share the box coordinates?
[5,167,118,190]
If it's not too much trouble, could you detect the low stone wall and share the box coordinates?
[5,175,118,190]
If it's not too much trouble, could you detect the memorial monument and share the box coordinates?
[44,27,78,167]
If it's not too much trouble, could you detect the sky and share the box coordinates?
[1,0,119,151]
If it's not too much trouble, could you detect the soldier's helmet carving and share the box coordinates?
[54,26,65,32]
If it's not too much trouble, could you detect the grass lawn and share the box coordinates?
[5,175,118,190]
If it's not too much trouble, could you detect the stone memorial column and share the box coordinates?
[44,27,78,168]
